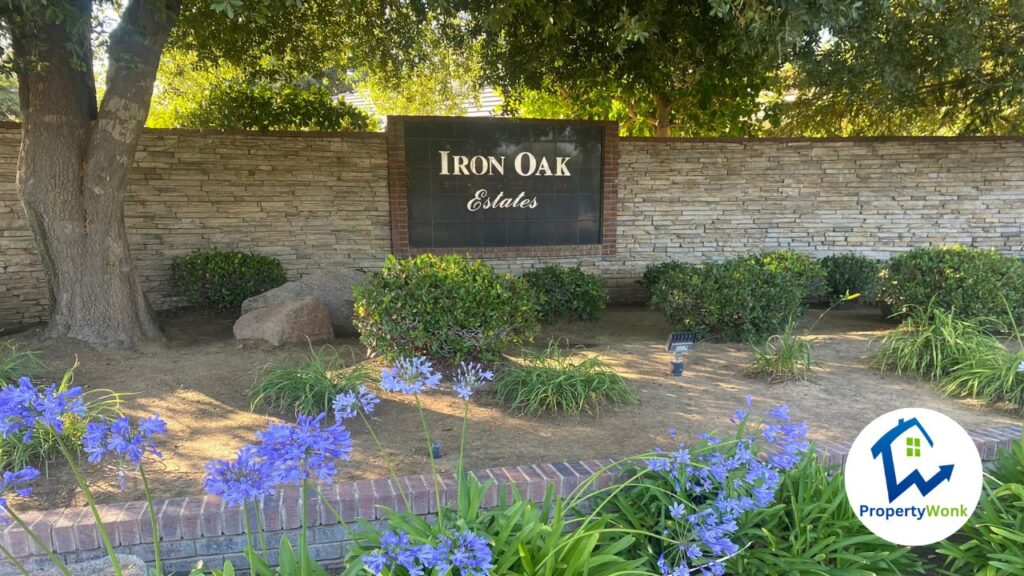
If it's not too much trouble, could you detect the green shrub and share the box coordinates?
[745,320,816,383]
[877,245,1024,322]
[494,340,636,416]
[172,250,287,311]
[935,436,1024,575]
[522,264,606,322]
[819,253,881,304]
[353,254,539,362]
[730,452,927,574]
[0,366,122,473]
[250,344,376,416]
[650,251,824,342]
[871,307,999,382]
[638,261,688,295]
[0,342,46,383]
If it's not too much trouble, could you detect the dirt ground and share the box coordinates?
[3,305,1020,511]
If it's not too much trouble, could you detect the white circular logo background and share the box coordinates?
[844,408,982,546]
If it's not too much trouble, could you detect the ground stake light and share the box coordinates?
[666,332,697,377]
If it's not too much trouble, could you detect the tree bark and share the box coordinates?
[653,93,672,137]
[7,0,180,348]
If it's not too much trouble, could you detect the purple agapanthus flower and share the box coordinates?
[82,414,167,466]
[430,530,494,576]
[452,362,493,401]
[204,446,275,506]
[0,466,39,523]
[255,413,352,485]
[0,377,86,441]
[81,414,166,491]
[363,529,492,576]
[380,357,441,395]
[645,401,809,573]
[333,386,380,421]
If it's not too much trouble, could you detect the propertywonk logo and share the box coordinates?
[844,408,982,546]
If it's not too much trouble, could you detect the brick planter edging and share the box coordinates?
[2,424,1020,574]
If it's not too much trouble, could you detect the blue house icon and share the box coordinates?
[870,417,954,503]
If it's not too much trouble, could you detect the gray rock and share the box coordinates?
[233,297,334,346]
[34,555,148,576]
[241,268,365,335]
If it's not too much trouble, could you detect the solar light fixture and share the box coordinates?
[666,332,698,377]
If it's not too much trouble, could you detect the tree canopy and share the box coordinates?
[779,0,1024,136]
[445,0,858,136]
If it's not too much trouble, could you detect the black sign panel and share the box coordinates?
[403,118,603,248]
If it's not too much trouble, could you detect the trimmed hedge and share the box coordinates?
[638,261,688,296]
[820,253,881,304]
[353,254,539,362]
[172,250,286,311]
[522,264,606,322]
[650,251,823,342]
[877,245,1024,322]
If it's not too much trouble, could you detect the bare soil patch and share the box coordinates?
[5,306,1019,511]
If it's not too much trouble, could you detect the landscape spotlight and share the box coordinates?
[665,332,697,377]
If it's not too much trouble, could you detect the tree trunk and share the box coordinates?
[7,0,180,348]
[653,93,672,137]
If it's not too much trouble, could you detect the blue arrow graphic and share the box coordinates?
[870,417,956,503]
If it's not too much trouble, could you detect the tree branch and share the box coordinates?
[84,0,182,205]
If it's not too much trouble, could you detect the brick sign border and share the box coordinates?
[386,116,619,258]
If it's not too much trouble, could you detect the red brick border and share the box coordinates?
[1,424,1019,573]
[386,116,619,259]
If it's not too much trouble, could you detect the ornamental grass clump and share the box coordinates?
[870,306,997,382]
[0,342,46,383]
[494,340,636,416]
[250,343,375,416]
[745,319,815,383]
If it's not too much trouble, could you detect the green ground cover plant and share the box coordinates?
[353,254,538,362]
[172,250,287,311]
[819,253,881,304]
[650,251,824,342]
[522,264,606,322]
[494,340,636,416]
[877,245,1024,322]
[250,344,376,416]
[730,452,927,575]
[936,436,1024,575]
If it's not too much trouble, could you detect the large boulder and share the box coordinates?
[233,297,334,346]
[241,269,365,335]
